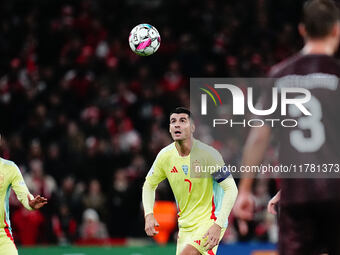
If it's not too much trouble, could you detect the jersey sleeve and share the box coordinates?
[215,177,238,228]
[11,165,33,210]
[208,148,231,183]
[143,150,167,215]
[145,151,167,189]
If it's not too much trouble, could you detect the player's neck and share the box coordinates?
[302,40,335,55]
[175,138,193,157]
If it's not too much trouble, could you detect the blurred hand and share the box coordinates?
[237,219,249,236]
[144,213,159,236]
[267,190,281,215]
[233,191,254,221]
[28,194,48,210]
[203,223,221,251]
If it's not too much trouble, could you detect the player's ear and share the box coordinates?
[331,22,340,38]
[190,121,195,133]
[298,23,307,40]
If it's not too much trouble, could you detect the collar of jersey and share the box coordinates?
[174,138,196,158]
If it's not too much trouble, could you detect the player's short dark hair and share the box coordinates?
[169,107,193,120]
[302,0,340,38]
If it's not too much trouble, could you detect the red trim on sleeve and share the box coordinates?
[210,195,217,221]
[4,212,15,245]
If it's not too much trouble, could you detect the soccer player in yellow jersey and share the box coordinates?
[0,136,47,255]
[142,107,238,255]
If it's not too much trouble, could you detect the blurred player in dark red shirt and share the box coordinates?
[235,0,340,254]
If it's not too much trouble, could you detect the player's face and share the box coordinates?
[169,113,194,141]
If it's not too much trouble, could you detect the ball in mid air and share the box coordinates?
[129,24,161,56]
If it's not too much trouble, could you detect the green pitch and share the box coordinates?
[19,245,176,255]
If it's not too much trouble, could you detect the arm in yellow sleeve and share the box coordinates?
[215,176,238,228]
[142,150,166,216]
[11,166,34,211]
[142,179,158,216]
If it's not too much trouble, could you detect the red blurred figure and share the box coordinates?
[12,207,44,245]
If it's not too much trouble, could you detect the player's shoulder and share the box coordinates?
[0,157,20,173]
[269,53,340,78]
[156,142,176,159]
[194,139,222,159]
[268,53,303,78]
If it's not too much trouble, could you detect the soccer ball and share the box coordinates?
[129,24,161,56]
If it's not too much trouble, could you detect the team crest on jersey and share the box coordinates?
[182,165,188,175]
[191,160,201,177]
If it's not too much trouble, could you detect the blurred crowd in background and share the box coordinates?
[0,0,314,246]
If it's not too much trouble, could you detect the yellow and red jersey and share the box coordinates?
[0,157,33,240]
[146,139,230,231]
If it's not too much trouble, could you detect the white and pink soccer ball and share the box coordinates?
[129,24,161,56]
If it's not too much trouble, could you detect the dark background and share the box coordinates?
[0,0,321,246]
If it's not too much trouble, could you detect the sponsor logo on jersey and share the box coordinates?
[171,166,178,173]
